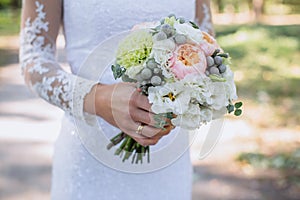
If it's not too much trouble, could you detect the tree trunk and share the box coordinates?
[253,0,264,22]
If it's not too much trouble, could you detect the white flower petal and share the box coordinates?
[174,23,203,45]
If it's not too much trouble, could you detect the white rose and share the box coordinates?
[174,22,203,45]
[125,65,143,79]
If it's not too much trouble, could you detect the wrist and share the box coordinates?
[83,83,110,116]
[84,83,101,115]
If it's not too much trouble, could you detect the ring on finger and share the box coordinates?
[136,124,144,135]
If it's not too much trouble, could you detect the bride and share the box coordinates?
[19,0,214,199]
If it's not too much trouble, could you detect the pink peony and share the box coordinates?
[199,31,220,56]
[170,44,207,79]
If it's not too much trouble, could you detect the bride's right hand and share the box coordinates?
[84,82,173,146]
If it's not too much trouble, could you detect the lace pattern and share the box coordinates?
[19,0,97,124]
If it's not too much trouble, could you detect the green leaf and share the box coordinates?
[227,104,235,113]
[209,74,226,82]
[234,109,242,116]
[218,53,229,58]
[189,21,199,29]
[111,64,126,79]
[153,113,174,128]
[164,112,174,119]
[234,102,243,109]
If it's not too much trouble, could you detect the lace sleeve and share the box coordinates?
[19,0,97,124]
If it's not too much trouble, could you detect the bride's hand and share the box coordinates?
[84,82,173,146]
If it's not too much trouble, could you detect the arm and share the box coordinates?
[19,0,97,122]
[20,0,172,145]
[195,0,215,36]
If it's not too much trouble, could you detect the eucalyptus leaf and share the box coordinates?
[111,64,126,79]
[234,109,242,116]
[189,21,199,29]
[209,74,226,82]
[234,102,243,109]
[227,104,234,113]
[153,113,174,128]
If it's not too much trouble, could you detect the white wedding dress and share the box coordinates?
[19,0,212,199]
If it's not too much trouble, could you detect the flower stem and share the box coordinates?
[106,132,126,150]
[115,136,128,156]
[107,133,151,163]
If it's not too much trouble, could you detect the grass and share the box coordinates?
[0,9,20,36]
[216,24,300,127]
[236,148,300,170]
[236,148,300,186]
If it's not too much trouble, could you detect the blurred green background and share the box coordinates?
[0,0,299,199]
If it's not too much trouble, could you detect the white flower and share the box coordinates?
[153,38,176,51]
[173,90,192,114]
[150,39,177,79]
[125,65,143,79]
[171,104,202,130]
[174,22,203,45]
[223,67,238,100]
[151,39,175,64]
[148,82,190,114]
[159,64,175,80]
[151,49,171,66]
[148,86,175,113]
[147,67,236,130]
[208,82,228,110]
[181,74,212,104]
[171,105,212,130]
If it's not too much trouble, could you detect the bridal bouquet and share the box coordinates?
[107,15,242,163]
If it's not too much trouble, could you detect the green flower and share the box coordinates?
[116,30,153,69]
[163,16,177,27]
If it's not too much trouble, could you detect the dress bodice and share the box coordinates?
[63,0,195,75]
